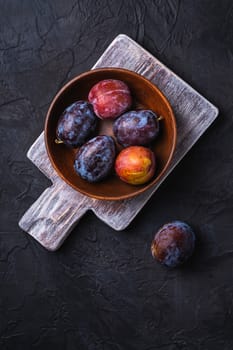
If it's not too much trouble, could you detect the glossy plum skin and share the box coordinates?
[151,221,196,267]
[74,135,116,183]
[113,110,160,147]
[88,79,132,119]
[115,146,156,185]
[56,101,98,148]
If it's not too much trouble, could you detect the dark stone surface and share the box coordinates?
[1,1,233,349]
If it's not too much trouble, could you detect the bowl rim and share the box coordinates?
[44,67,177,201]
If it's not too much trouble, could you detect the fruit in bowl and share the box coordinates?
[74,135,116,183]
[88,79,132,119]
[115,146,156,185]
[56,101,98,148]
[113,109,160,147]
[55,78,160,186]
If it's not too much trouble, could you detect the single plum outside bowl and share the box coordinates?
[45,68,177,201]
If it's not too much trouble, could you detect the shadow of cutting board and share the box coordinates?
[19,34,218,251]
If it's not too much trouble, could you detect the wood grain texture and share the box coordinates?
[19,34,218,250]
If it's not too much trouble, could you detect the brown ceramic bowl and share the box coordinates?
[45,68,176,200]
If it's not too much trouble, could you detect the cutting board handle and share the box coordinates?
[19,183,89,251]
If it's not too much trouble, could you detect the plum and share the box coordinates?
[74,135,116,182]
[151,221,196,267]
[113,110,160,147]
[56,101,98,148]
[115,146,156,185]
[88,79,132,119]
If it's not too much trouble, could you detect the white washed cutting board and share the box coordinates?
[19,34,218,251]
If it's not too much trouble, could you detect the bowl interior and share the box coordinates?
[45,68,176,200]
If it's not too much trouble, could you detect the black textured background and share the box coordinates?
[1,1,233,349]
